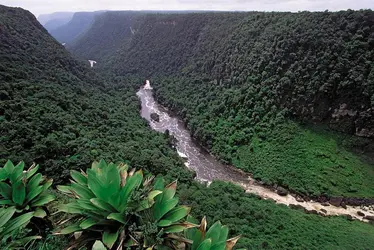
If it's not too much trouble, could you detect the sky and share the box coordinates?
[1,0,373,17]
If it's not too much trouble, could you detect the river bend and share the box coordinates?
[137,82,374,222]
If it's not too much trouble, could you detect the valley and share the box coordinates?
[0,4,374,249]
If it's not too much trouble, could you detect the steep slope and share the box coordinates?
[37,11,74,26]
[97,11,374,197]
[68,11,140,61]
[49,11,103,44]
[43,15,74,32]
[0,5,192,184]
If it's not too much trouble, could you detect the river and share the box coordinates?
[137,82,374,223]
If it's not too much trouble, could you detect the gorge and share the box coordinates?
[137,81,374,222]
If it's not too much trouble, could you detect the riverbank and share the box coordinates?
[137,83,374,223]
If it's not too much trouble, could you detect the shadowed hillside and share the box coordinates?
[49,11,103,44]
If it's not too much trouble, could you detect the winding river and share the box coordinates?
[137,81,374,222]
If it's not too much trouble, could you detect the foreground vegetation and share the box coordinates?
[0,160,241,249]
[1,160,374,249]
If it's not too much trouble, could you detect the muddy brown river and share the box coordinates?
[137,81,374,222]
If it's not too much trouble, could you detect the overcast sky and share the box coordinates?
[1,0,373,16]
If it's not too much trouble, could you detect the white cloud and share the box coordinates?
[1,0,373,16]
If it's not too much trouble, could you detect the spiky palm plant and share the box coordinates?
[184,216,240,250]
[55,160,194,249]
[0,160,54,210]
[0,160,55,246]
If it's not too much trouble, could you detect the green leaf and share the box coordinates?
[30,193,55,207]
[0,182,12,199]
[148,190,162,200]
[211,241,226,250]
[26,185,43,202]
[27,173,42,191]
[4,160,15,175]
[34,207,47,218]
[90,198,117,213]
[105,163,121,201]
[163,205,191,223]
[92,240,107,250]
[87,169,107,201]
[0,212,34,238]
[136,199,154,212]
[70,170,87,185]
[118,170,143,212]
[56,185,72,194]
[10,161,25,183]
[102,230,119,249]
[0,168,7,181]
[191,230,203,250]
[164,225,189,234]
[41,179,53,191]
[206,221,222,243]
[197,239,212,250]
[0,199,14,206]
[218,226,228,242]
[26,164,39,179]
[80,218,98,229]
[71,183,95,199]
[162,181,177,203]
[107,213,126,224]
[12,181,26,206]
[157,220,172,227]
[154,197,179,221]
[56,224,81,234]
[76,199,106,216]
[0,207,16,228]
[58,203,84,214]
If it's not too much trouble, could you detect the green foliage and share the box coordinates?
[185,216,240,250]
[0,5,193,185]
[234,122,374,197]
[179,181,374,249]
[0,160,55,248]
[0,160,55,211]
[93,10,374,197]
[55,160,194,249]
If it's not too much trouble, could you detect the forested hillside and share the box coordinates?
[37,12,74,32]
[0,5,191,184]
[87,10,374,198]
[68,11,140,61]
[1,5,374,249]
[49,11,102,44]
